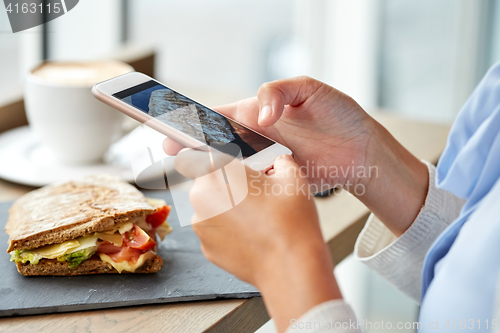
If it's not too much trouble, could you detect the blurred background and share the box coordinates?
[1,0,499,332]
[3,0,500,123]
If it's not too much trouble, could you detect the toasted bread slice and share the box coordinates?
[15,254,163,276]
[6,175,154,253]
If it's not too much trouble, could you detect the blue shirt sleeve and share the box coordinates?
[437,61,500,211]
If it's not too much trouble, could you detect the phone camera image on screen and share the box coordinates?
[113,80,274,158]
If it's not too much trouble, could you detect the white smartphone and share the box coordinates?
[92,72,291,171]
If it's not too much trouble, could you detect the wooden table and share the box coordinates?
[0,113,450,332]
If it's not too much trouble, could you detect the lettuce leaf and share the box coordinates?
[10,250,42,264]
[58,246,97,269]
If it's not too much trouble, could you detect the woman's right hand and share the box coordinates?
[164,76,429,236]
[166,76,375,191]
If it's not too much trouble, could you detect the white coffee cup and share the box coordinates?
[25,61,134,164]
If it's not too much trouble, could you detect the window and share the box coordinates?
[46,0,123,60]
[377,0,496,123]
[127,0,295,95]
[0,8,24,91]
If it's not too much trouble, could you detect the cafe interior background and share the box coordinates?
[1,0,499,332]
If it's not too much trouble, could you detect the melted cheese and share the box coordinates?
[118,222,134,234]
[98,252,155,273]
[156,222,172,241]
[147,197,167,208]
[31,240,80,259]
[72,236,98,252]
[94,232,122,246]
[100,220,139,235]
[135,218,152,232]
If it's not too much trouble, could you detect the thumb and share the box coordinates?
[257,76,323,127]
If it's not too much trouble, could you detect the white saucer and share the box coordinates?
[0,126,135,187]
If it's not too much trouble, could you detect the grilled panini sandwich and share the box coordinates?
[5,175,172,276]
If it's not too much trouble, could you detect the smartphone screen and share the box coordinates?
[113,80,275,158]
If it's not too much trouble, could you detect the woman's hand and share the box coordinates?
[166,76,372,191]
[174,149,342,333]
[165,76,429,236]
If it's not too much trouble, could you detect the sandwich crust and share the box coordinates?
[5,175,155,253]
[15,254,163,276]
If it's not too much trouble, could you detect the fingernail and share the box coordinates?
[260,105,272,122]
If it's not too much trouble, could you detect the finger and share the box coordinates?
[174,147,240,179]
[174,148,212,179]
[214,97,261,131]
[162,137,186,156]
[212,102,239,118]
[272,154,303,180]
[257,76,323,127]
[186,151,258,224]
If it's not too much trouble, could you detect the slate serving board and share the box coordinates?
[0,190,259,317]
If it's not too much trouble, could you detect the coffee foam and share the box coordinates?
[32,61,132,86]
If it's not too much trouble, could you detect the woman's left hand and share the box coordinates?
[174,149,342,333]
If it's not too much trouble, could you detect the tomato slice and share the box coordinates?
[123,224,156,251]
[108,246,144,263]
[146,206,171,228]
[97,239,146,264]
[97,241,122,254]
